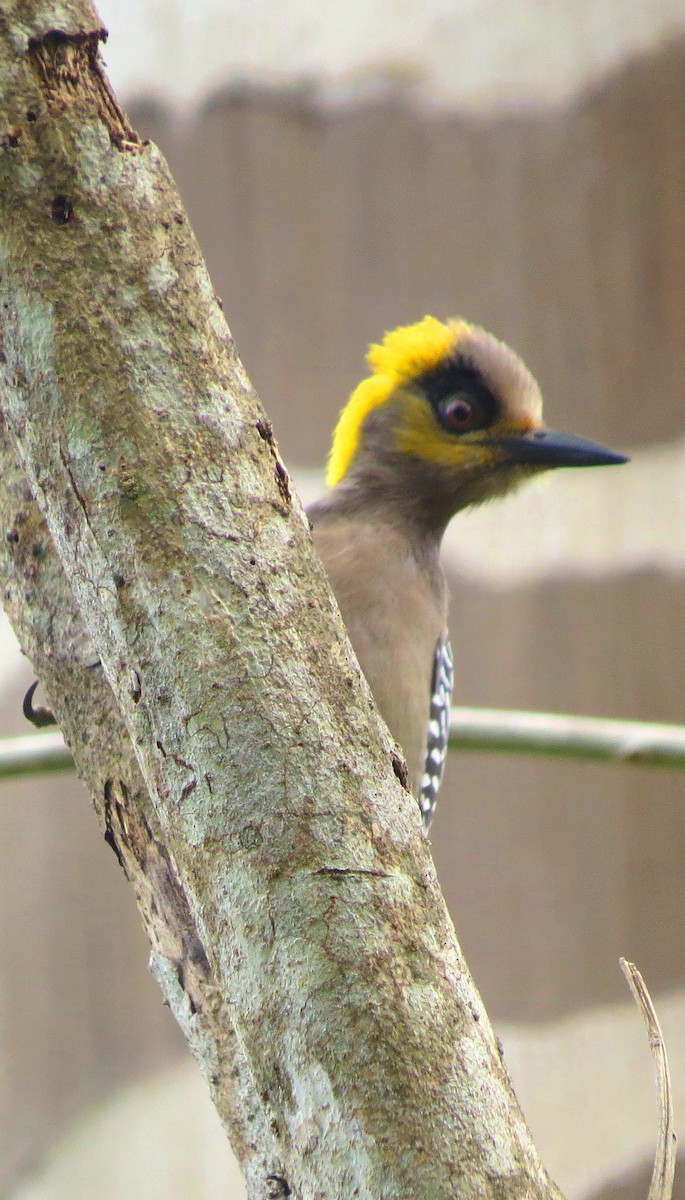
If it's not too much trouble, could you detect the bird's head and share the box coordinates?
[326,316,627,535]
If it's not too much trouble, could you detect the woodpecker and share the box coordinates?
[307,316,628,827]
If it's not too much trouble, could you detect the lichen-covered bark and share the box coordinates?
[0,4,564,1198]
[0,416,283,1195]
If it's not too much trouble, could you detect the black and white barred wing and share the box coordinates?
[418,637,454,828]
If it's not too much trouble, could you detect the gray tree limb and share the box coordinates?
[0,4,562,1198]
[0,421,284,1194]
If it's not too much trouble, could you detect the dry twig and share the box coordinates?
[620,958,677,1200]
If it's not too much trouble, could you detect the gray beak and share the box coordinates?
[498,428,629,469]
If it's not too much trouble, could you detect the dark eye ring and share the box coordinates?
[439,396,476,432]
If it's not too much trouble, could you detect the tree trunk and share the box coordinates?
[0,4,562,1198]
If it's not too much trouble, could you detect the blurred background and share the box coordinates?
[1,1,685,1196]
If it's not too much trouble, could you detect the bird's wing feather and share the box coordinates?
[418,637,453,828]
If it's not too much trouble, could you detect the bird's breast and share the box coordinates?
[311,517,447,793]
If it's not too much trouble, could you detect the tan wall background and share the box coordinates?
[1,11,685,1199]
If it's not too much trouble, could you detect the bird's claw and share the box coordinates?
[22,679,57,728]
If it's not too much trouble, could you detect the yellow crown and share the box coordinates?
[327,316,470,486]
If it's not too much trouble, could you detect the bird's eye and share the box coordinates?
[438,395,478,433]
[419,359,497,433]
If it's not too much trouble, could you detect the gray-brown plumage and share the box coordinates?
[308,317,627,827]
[307,515,448,800]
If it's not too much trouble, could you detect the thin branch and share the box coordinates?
[620,959,677,1200]
[450,707,685,766]
[0,729,73,779]
[4,707,685,783]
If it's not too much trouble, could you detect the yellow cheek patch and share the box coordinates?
[394,395,495,469]
[394,401,538,469]
[327,315,471,486]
